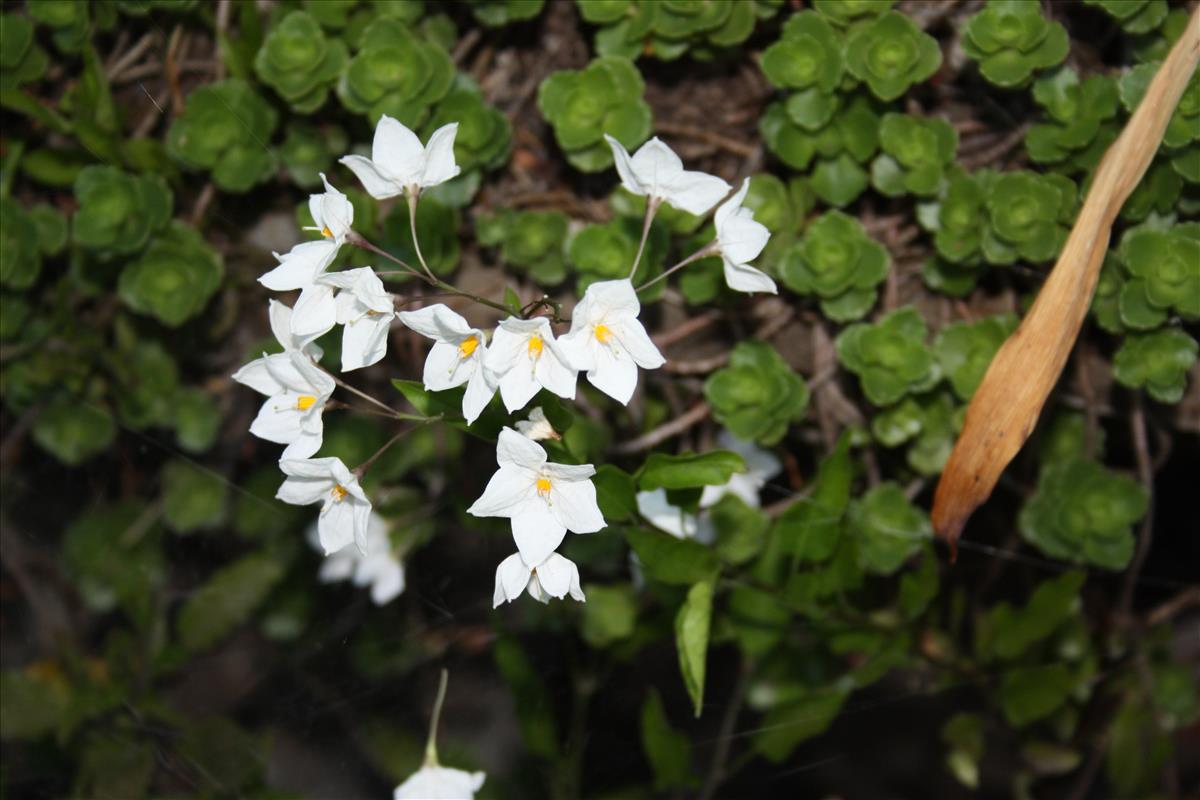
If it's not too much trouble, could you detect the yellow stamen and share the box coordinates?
[594,323,613,343]
[331,485,348,502]
[321,226,333,239]
[458,335,479,358]
[536,477,552,497]
[296,395,317,410]
[528,335,544,358]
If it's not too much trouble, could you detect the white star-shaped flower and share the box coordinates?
[604,134,731,216]
[393,765,485,800]
[483,317,577,413]
[558,279,665,405]
[340,115,461,199]
[319,267,394,371]
[467,428,605,565]
[304,173,354,245]
[398,304,497,424]
[277,456,371,555]
[493,551,585,607]
[233,350,334,459]
[715,177,776,294]
[310,510,405,605]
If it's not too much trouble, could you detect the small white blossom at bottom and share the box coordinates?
[635,489,714,544]
[515,407,559,441]
[393,765,485,800]
[277,457,371,555]
[493,551,585,607]
[699,431,783,509]
[309,511,405,605]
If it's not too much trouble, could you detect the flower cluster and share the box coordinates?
[233,114,777,612]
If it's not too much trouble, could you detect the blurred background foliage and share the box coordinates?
[1,1,1197,799]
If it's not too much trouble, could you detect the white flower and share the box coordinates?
[319,267,394,371]
[558,279,665,405]
[467,428,605,565]
[515,407,559,441]
[304,173,354,245]
[636,489,702,540]
[699,431,783,509]
[397,304,496,424]
[493,551,585,607]
[232,301,323,395]
[604,134,731,216]
[310,511,405,605]
[715,178,776,294]
[483,317,577,413]
[277,456,372,555]
[393,765,485,800]
[258,241,339,345]
[340,115,461,200]
[234,350,334,459]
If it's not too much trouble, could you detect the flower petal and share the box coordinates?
[281,428,323,460]
[338,154,401,199]
[496,427,547,470]
[232,354,285,396]
[720,211,771,266]
[660,169,731,216]
[512,505,567,565]
[630,137,684,197]
[462,366,496,425]
[493,552,530,607]
[535,347,579,400]
[722,258,778,294]
[397,303,474,342]
[604,133,644,195]
[318,500,357,554]
[276,474,332,506]
[292,285,338,343]
[260,240,337,291]
[586,342,639,404]
[550,478,605,533]
[420,122,462,188]
[534,553,576,599]
[615,318,665,369]
[466,465,535,518]
[249,396,303,444]
[370,115,425,187]
[715,176,751,232]
[341,314,392,372]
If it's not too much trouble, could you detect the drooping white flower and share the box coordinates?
[714,177,776,294]
[266,298,323,358]
[234,350,334,459]
[310,511,405,605]
[304,173,354,245]
[393,765,485,800]
[467,428,605,565]
[397,304,496,424]
[604,134,731,216]
[483,317,577,413]
[340,115,461,199]
[558,279,665,405]
[319,267,394,371]
[699,431,783,509]
[493,551,585,607]
[277,456,372,555]
[515,407,559,441]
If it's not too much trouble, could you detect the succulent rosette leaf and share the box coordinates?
[337,18,455,127]
[71,165,172,257]
[845,11,941,101]
[704,341,810,445]
[836,307,940,406]
[962,0,1069,88]
[1113,328,1198,404]
[166,79,279,192]
[780,211,889,322]
[118,222,224,327]
[254,10,348,113]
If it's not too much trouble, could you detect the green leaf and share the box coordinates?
[640,688,696,790]
[593,464,637,522]
[582,584,638,648]
[177,554,284,653]
[31,398,115,466]
[495,636,559,758]
[624,526,719,585]
[1000,664,1074,726]
[638,450,747,490]
[161,459,228,534]
[675,579,714,717]
[0,668,68,739]
[754,685,849,761]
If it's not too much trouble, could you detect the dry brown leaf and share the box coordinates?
[932,9,1200,556]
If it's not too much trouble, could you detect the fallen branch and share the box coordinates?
[932,9,1200,556]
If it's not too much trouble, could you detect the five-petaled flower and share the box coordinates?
[340,115,461,199]
[398,304,497,424]
[234,349,334,460]
[484,317,578,413]
[559,278,665,405]
[311,510,405,605]
[319,267,394,371]
[715,177,776,294]
[493,551,585,607]
[277,456,372,555]
[604,134,731,216]
[468,428,605,565]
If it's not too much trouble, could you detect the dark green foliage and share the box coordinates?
[118,222,224,327]
[836,307,939,405]
[844,11,941,101]
[337,18,454,126]
[538,56,652,171]
[478,209,570,285]
[580,0,778,61]
[254,11,347,112]
[780,210,889,321]
[962,0,1069,88]
[1026,68,1120,173]
[704,341,810,444]
[71,165,172,256]
[470,0,545,27]
[1113,328,1198,403]
[167,79,279,192]
[872,113,958,197]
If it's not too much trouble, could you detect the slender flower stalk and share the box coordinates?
[424,668,450,766]
[636,241,721,293]
[407,193,439,283]
[628,196,662,280]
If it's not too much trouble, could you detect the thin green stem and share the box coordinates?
[354,415,439,476]
[423,668,450,767]
[407,192,439,283]
[636,240,720,293]
[627,196,662,280]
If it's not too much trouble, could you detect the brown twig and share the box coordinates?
[164,25,187,115]
[214,0,231,81]
[1145,586,1200,627]
[652,309,723,349]
[1119,397,1156,620]
[698,659,751,800]
[611,402,710,455]
[654,120,757,158]
[106,31,158,81]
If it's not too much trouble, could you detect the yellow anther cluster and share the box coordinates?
[594,324,613,343]
[458,335,480,358]
[331,484,348,502]
[528,335,544,357]
[296,395,317,410]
